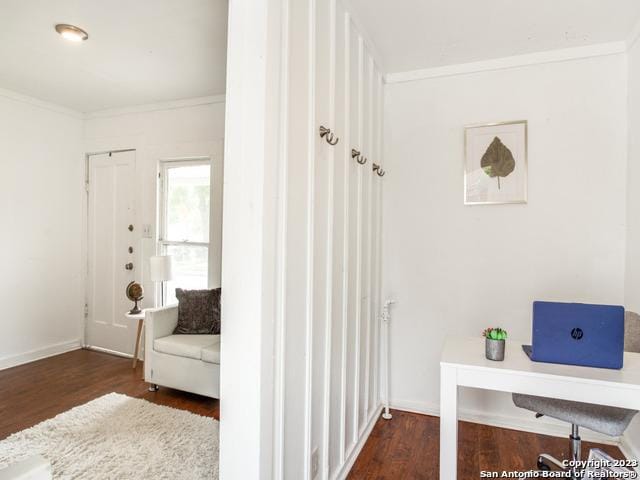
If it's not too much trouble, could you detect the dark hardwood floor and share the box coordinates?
[349,409,625,479]
[0,350,625,479]
[0,348,218,440]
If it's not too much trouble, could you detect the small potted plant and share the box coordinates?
[483,327,507,361]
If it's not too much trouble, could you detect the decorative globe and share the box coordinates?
[126,281,144,314]
[126,281,144,301]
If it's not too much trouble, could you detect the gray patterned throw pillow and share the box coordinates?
[173,288,221,334]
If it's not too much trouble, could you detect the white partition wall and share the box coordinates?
[277,2,385,479]
[221,0,384,478]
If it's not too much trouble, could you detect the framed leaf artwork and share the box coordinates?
[464,120,527,205]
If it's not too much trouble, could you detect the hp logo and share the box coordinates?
[571,328,584,340]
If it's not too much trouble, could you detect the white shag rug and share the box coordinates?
[0,393,219,479]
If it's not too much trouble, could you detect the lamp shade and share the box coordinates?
[149,255,173,282]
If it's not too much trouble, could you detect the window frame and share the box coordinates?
[158,157,212,301]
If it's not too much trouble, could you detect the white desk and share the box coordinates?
[440,336,640,479]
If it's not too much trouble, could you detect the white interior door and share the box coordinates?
[86,150,138,355]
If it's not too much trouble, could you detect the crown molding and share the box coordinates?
[84,94,226,119]
[0,88,226,121]
[385,41,627,84]
[0,87,83,119]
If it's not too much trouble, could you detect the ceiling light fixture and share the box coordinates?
[55,24,89,42]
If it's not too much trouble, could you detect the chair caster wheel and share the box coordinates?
[148,384,159,392]
[537,458,551,471]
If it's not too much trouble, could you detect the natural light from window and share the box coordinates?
[159,161,211,305]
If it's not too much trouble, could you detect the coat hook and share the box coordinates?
[373,163,386,177]
[319,126,339,146]
[352,148,367,165]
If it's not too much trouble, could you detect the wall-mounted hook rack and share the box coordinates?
[319,126,339,145]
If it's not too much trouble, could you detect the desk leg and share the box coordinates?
[132,319,143,369]
[440,364,458,480]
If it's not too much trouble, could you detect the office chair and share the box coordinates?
[512,311,640,476]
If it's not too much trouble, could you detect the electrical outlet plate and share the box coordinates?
[142,224,152,238]
[311,447,319,479]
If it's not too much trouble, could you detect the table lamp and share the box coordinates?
[149,255,173,306]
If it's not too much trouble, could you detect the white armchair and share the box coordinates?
[144,306,220,398]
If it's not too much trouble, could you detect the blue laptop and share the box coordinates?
[523,301,625,369]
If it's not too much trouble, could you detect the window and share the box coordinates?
[159,159,212,304]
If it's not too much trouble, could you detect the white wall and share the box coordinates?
[83,98,226,313]
[0,90,84,369]
[0,94,225,366]
[624,34,640,456]
[383,54,628,430]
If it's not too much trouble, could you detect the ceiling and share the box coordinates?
[347,0,640,73]
[0,0,228,113]
[3,1,638,111]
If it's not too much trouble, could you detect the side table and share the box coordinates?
[124,310,146,368]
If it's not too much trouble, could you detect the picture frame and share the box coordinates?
[464,120,528,205]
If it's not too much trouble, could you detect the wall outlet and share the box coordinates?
[142,224,153,238]
[311,447,319,479]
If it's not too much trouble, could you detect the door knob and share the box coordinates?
[128,224,134,232]
[125,263,134,270]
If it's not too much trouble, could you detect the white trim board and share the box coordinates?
[84,345,133,359]
[620,434,640,471]
[390,398,621,445]
[0,87,83,119]
[385,41,627,84]
[334,403,383,480]
[339,0,385,73]
[0,340,82,371]
[0,87,225,122]
[390,398,640,468]
[84,95,226,120]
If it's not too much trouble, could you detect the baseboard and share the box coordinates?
[389,398,619,446]
[389,398,439,417]
[333,404,383,480]
[84,345,133,359]
[0,340,82,371]
[620,434,640,472]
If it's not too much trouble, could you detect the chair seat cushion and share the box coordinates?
[154,334,220,361]
[201,343,221,364]
[513,393,638,437]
